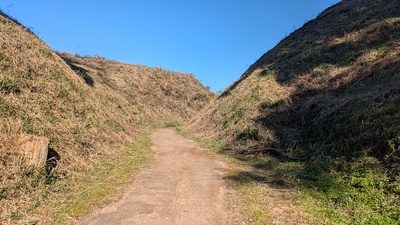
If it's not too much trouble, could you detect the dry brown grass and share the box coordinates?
[189,0,400,160]
[0,11,214,224]
[57,52,214,125]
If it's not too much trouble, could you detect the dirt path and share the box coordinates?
[80,129,230,225]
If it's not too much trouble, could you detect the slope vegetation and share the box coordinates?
[0,11,213,224]
[189,0,400,223]
[57,52,213,125]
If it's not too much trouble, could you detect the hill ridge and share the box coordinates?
[0,11,214,224]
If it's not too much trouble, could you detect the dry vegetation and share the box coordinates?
[0,11,214,224]
[188,0,400,223]
[1,0,399,223]
[57,52,213,126]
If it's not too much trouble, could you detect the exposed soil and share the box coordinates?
[79,129,230,225]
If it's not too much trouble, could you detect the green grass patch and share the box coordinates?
[298,155,400,224]
[0,75,21,94]
[162,121,181,128]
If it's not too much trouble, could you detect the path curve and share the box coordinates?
[80,129,230,225]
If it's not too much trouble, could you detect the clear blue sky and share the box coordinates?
[0,1,340,92]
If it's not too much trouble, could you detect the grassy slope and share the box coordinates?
[0,12,214,224]
[57,52,213,125]
[189,0,400,223]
